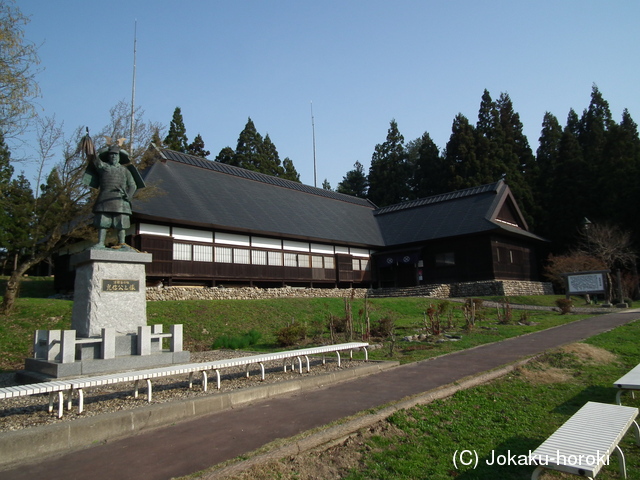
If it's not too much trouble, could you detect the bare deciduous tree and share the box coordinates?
[1,101,163,313]
[0,0,41,139]
[577,222,637,270]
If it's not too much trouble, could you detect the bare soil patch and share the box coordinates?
[519,342,617,386]
[560,342,617,363]
[217,421,406,480]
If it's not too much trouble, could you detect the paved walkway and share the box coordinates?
[2,310,639,480]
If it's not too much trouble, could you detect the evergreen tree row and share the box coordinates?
[162,108,300,182]
[163,107,211,158]
[336,86,640,252]
[215,117,300,182]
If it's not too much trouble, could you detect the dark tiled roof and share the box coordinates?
[134,149,385,246]
[159,149,375,208]
[374,182,501,214]
[374,180,545,245]
[134,148,544,249]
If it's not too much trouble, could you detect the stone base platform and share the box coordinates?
[20,350,191,382]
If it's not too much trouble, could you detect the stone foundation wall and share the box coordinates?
[501,280,555,296]
[146,280,553,301]
[146,286,368,301]
[449,280,554,297]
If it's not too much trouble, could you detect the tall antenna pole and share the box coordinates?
[129,20,137,151]
[311,101,317,188]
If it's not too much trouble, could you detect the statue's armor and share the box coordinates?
[93,163,135,214]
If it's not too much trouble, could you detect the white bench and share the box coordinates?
[0,381,76,419]
[530,401,640,479]
[614,363,640,405]
[0,342,368,418]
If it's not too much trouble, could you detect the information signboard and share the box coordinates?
[562,270,609,295]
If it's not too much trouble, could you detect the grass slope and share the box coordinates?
[0,277,594,371]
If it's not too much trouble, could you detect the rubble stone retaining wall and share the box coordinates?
[146,280,553,301]
[449,280,554,297]
[146,286,368,301]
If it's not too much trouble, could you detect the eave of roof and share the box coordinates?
[373,179,547,245]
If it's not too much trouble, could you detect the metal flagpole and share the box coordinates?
[129,20,137,151]
[311,101,317,188]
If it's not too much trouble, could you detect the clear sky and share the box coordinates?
[14,0,640,190]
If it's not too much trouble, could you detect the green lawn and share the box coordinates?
[342,321,640,480]
[3,277,640,479]
[0,277,595,371]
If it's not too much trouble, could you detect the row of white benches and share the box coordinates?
[0,342,368,419]
[528,364,640,479]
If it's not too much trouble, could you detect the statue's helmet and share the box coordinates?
[98,145,131,164]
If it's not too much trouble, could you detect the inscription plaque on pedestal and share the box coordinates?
[102,279,140,292]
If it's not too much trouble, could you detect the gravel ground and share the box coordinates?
[0,350,366,433]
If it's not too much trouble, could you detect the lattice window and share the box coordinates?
[173,243,192,261]
[252,250,267,265]
[311,256,324,269]
[268,251,283,266]
[284,253,298,267]
[234,248,250,264]
[215,246,232,263]
[193,245,213,262]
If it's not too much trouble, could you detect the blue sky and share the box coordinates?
[14,0,640,190]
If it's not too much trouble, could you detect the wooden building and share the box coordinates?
[100,146,547,290]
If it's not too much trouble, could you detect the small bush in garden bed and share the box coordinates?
[275,322,307,347]
[213,329,262,350]
[555,298,573,314]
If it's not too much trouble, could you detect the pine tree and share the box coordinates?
[151,128,163,147]
[617,110,640,243]
[548,109,587,248]
[533,112,563,234]
[260,134,284,177]
[234,118,265,172]
[444,113,478,190]
[3,173,34,268]
[215,119,300,182]
[164,107,189,153]
[578,85,614,218]
[281,157,300,182]
[406,132,445,198]
[187,133,210,158]
[600,109,640,233]
[322,179,332,190]
[368,120,410,207]
[215,146,236,165]
[337,161,368,197]
[474,89,504,185]
[496,92,535,226]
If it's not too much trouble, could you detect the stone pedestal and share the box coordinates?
[71,249,151,337]
[21,248,190,382]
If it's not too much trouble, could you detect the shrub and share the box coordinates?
[275,322,307,347]
[555,298,573,314]
[496,299,513,324]
[471,298,484,310]
[425,305,441,335]
[213,329,262,350]
[371,316,395,338]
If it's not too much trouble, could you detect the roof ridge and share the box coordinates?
[158,148,375,208]
[374,180,502,215]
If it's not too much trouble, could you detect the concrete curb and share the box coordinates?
[201,356,536,479]
[0,361,397,470]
